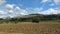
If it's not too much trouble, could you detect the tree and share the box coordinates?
[32,16,40,23]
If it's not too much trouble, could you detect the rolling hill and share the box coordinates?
[0,14,60,23]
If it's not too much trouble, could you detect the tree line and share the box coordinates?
[0,14,60,23]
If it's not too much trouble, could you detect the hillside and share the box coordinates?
[0,14,60,24]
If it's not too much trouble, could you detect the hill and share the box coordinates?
[0,14,60,23]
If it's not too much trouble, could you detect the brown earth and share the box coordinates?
[0,22,60,34]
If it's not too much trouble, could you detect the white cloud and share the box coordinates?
[25,8,41,14]
[41,0,51,3]
[25,7,43,14]
[18,10,28,15]
[0,10,8,18]
[6,4,15,10]
[15,6,28,15]
[0,10,7,14]
[25,8,34,14]
[20,10,28,15]
[5,4,16,14]
[41,0,48,3]
[5,4,28,17]
[0,3,28,18]
[15,6,21,11]
[33,8,43,14]
[34,8,40,11]
[0,0,6,5]
[6,10,14,14]
[40,8,60,15]
[0,16,4,18]
[34,8,43,11]
[8,15,15,18]
[54,0,60,5]
[41,0,60,5]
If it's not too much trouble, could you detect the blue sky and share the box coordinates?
[0,0,60,18]
[6,0,59,9]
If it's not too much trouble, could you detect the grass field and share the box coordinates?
[0,22,60,34]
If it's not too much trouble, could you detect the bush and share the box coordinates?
[32,16,40,23]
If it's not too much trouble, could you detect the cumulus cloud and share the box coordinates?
[7,15,15,18]
[0,0,6,5]
[28,8,60,15]
[34,8,43,11]
[15,6,28,15]
[25,7,43,14]
[15,6,21,11]
[0,10,8,18]
[25,8,34,14]
[5,4,28,17]
[6,4,15,10]
[33,8,41,11]
[5,4,16,15]
[0,16,4,18]
[54,0,60,5]
[20,10,28,15]
[41,0,60,5]
[0,10,7,14]
[41,0,48,3]
[40,8,60,15]
[6,10,14,14]
[41,0,51,3]
[33,8,43,14]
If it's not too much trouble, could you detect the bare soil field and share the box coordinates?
[0,22,60,34]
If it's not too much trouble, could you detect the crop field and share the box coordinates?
[0,22,60,34]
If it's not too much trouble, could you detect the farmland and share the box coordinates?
[0,22,60,34]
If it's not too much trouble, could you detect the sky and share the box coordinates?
[0,0,60,18]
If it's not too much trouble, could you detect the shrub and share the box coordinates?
[32,16,40,23]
